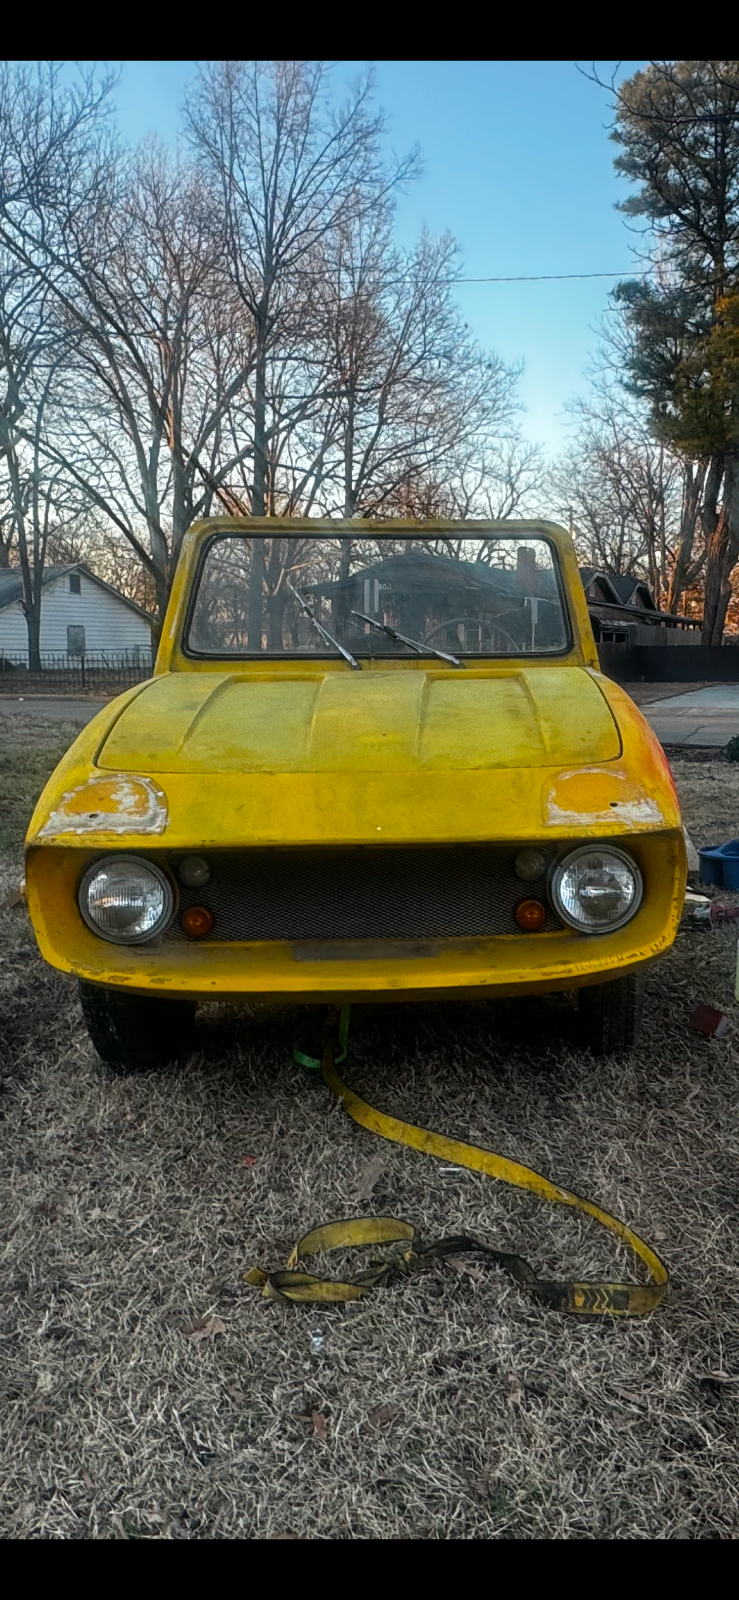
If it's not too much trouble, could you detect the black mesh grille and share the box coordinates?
[166,844,562,943]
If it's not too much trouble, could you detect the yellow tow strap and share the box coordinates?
[246,1007,669,1317]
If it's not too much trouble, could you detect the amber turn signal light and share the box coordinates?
[514,898,546,932]
[181,905,214,939]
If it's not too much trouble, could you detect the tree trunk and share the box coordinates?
[266,535,286,649]
[170,427,194,587]
[6,446,44,671]
[702,456,739,645]
[25,605,42,673]
[343,398,356,519]
[151,543,171,627]
[248,316,268,649]
[667,460,705,613]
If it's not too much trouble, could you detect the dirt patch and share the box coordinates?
[1,720,738,1539]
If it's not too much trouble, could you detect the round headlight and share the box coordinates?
[79,855,174,944]
[551,846,642,933]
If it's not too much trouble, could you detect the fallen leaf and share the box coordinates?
[186,1315,226,1344]
[311,1409,328,1442]
[1,887,23,911]
[505,1375,525,1407]
[241,1156,256,1167]
[368,1404,395,1428]
[35,1370,53,1394]
[81,1470,94,1491]
[271,1532,301,1539]
[354,1151,388,1200]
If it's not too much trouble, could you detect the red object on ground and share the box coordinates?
[712,904,739,923]
[690,1004,733,1038]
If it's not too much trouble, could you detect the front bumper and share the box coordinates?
[26,832,685,1003]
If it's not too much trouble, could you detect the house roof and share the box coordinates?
[578,567,624,606]
[578,566,701,629]
[0,564,153,626]
[579,566,662,611]
[607,573,657,610]
[307,548,560,600]
[0,566,70,611]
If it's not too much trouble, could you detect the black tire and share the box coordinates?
[79,981,197,1075]
[576,971,645,1056]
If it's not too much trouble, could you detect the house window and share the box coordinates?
[69,573,81,595]
[67,625,86,657]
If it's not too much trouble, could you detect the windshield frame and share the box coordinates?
[181,528,574,663]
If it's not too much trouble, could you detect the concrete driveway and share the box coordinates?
[642,684,739,747]
[0,697,108,724]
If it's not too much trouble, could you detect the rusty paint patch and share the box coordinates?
[543,768,664,829]
[38,775,167,838]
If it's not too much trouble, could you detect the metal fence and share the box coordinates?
[598,642,739,684]
[0,650,153,694]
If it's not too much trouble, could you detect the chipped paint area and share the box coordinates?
[546,797,663,826]
[38,775,167,838]
[543,767,664,829]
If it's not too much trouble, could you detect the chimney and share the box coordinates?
[516,544,536,592]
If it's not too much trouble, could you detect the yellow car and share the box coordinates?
[25,518,685,1069]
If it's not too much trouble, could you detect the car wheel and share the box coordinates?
[576,972,645,1056]
[79,981,197,1074]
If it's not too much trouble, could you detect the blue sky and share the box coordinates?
[111,59,646,456]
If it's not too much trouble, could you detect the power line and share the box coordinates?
[453,270,651,284]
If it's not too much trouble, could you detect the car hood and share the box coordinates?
[96,667,621,775]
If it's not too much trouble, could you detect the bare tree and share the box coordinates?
[314,217,525,516]
[277,204,535,566]
[551,388,699,608]
[2,132,264,624]
[444,439,547,521]
[186,60,417,645]
[0,59,543,645]
[0,241,96,664]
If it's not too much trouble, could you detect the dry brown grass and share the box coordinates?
[1,722,738,1539]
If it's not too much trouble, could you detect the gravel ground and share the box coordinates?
[1,716,738,1540]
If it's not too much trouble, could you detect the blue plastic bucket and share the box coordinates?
[699,839,739,889]
[720,841,739,891]
[699,845,726,887]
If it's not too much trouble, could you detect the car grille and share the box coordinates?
[166,844,563,943]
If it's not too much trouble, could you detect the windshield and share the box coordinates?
[186,533,569,659]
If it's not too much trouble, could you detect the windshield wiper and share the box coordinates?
[350,610,463,667]
[287,579,361,670]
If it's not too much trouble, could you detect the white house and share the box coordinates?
[0,565,154,664]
